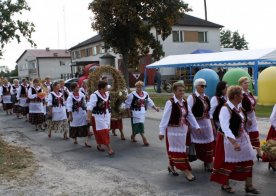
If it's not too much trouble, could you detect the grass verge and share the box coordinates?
[0,137,36,180]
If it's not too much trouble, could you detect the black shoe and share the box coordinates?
[245,186,260,194]
[168,166,179,176]
[221,185,235,194]
[256,154,262,161]
[97,145,105,152]
[268,163,276,171]
[185,176,196,182]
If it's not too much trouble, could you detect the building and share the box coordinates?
[69,14,223,85]
[16,48,71,80]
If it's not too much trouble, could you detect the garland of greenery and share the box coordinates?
[88,65,128,118]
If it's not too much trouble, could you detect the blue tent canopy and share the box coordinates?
[191,49,214,54]
[145,49,276,95]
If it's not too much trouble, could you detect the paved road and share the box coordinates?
[0,110,275,196]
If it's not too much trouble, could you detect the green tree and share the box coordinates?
[89,0,191,87]
[0,0,36,57]
[220,29,248,50]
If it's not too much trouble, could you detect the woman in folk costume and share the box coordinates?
[10,79,21,118]
[210,86,259,194]
[17,78,30,119]
[125,81,159,146]
[79,79,89,101]
[44,76,53,93]
[262,104,276,171]
[239,77,262,160]
[59,79,70,103]
[87,80,114,156]
[28,78,46,131]
[209,81,228,137]
[47,82,69,139]
[187,78,214,172]
[66,83,91,147]
[159,81,199,181]
[0,79,13,115]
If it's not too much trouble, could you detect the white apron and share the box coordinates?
[29,102,44,113]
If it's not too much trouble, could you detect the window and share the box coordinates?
[198,32,208,43]
[172,31,184,42]
[184,31,198,42]
[75,51,80,59]
[80,49,86,57]
[93,47,97,55]
[96,45,101,54]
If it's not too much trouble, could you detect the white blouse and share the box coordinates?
[270,104,276,128]
[219,100,245,139]
[209,96,227,119]
[159,95,200,135]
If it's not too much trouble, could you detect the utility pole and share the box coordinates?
[204,0,208,20]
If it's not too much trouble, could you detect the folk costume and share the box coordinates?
[262,104,276,163]
[211,100,255,185]
[87,90,111,145]
[17,83,30,116]
[28,86,45,125]
[187,92,214,164]
[66,92,88,139]
[125,91,155,135]
[10,84,21,115]
[0,83,13,112]
[159,95,200,171]
[241,90,260,148]
[209,95,227,131]
[47,91,68,134]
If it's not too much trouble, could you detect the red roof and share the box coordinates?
[16,49,71,63]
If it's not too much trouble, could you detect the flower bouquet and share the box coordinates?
[261,139,276,159]
[37,92,46,100]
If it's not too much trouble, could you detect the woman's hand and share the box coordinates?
[68,116,73,122]
[233,142,241,151]
[159,135,164,141]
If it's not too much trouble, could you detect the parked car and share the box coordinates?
[65,78,79,91]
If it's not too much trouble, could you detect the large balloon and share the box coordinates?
[193,69,219,98]
[222,68,253,92]
[258,67,276,105]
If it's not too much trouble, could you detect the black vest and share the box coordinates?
[92,94,111,115]
[130,93,148,111]
[2,85,10,95]
[59,88,69,100]
[191,94,210,118]
[72,97,86,112]
[51,92,64,107]
[19,85,29,97]
[213,96,227,121]
[168,98,188,126]
[222,104,247,137]
[242,92,255,113]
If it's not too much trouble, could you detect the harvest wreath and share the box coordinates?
[87,65,128,118]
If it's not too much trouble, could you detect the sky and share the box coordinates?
[1,0,276,70]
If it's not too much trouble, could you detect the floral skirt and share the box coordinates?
[29,113,45,125]
[20,106,29,116]
[69,125,89,138]
[262,126,276,162]
[94,129,110,145]
[3,103,13,110]
[48,119,69,133]
[13,104,21,113]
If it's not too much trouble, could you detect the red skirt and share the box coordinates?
[210,133,253,185]
[248,131,260,148]
[165,129,191,171]
[195,142,214,163]
[262,126,276,162]
[110,118,123,130]
[91,116,110,145]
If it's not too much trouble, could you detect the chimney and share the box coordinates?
[46,47,50,51]
[53,53,58,57]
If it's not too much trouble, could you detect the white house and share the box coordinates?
[16,48,71,80]
[68,14,223,84]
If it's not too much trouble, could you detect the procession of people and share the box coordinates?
[1,74,276,195]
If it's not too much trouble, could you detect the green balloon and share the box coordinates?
[222,68,254,92]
